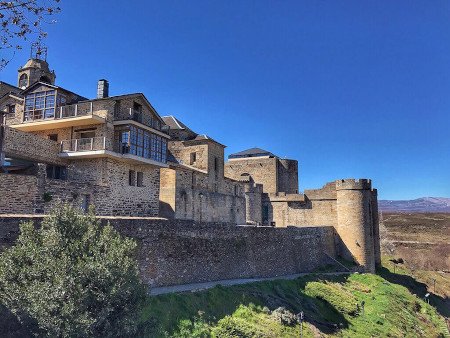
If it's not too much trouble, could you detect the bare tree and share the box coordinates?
[0,0,61,70]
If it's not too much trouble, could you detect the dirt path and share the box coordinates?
[149,271,352,296]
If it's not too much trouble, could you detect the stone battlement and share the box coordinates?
[335,178,372,191]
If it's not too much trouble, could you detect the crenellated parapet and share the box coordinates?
[335,178,372,191]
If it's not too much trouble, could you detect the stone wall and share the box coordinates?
[159,167,246,224]
[267,198,338,228]
[0,174,40,214]
[0,157,161,216]
[0,216,338,287]
[277,159,299,194]
[168,142,209,172]
[225,157,278,194]
[3,127,66,165]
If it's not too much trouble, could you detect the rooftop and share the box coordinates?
[228,147,276,159]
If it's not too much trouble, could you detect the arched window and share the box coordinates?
[39,75,51,83]
[19,73,28,88]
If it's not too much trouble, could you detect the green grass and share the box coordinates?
[138,272,449,337]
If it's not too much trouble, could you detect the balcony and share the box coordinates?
[60,137,107,153]
[59,137,168,168]
[113,108,169,138]
[10,102,106,132]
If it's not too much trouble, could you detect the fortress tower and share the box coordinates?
[336,179,377,273]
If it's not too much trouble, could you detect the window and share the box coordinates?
[7,104,15,115]
[19,74,28,88]
[40,76,51,83]
[133,102,142,123]
[24,90,56,121]
[129,170,136,186]
[137,172,144,187]
[190,152,197,165]
[214,157,219,172]
[79,131,96,139]
[46,165,67,180]
[191,173,196,188]
[81,194,90,213]
[48,134,58,142]
[117,125,167,163]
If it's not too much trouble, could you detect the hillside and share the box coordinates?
[380,212,450,271]
[138,270,449,337]
[379,197,450,213]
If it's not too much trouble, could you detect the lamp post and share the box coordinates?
[297,311,304,338]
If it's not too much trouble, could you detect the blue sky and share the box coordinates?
[2,1,450,200]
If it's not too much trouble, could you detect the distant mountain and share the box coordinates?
[378,197,450,213]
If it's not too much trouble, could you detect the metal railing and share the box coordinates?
[23,101,95,122]
[117,108,162,130]
[60,137,106,152]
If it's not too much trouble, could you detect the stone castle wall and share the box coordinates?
[277,159,299,194]
[0,216,338,287]
[225,157,279,194]
[160,167,246,224]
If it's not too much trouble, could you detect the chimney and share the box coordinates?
[97,79,109,99]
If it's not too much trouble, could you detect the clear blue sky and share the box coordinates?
[2,1,450,200]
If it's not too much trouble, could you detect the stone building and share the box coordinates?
[0,52,380,273]
[159,116,245,224]
[1,53,169,216]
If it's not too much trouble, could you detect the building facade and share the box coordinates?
[1,54,169,216]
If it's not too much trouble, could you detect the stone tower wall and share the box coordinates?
[336,179,376,273]
[371,189,381,266]
[225,157,278,194]
[277,159,299,194]
[244,182,263,224]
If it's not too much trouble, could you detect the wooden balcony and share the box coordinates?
[10,102,106,132]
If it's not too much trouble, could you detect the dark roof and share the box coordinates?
[0,81,20,98]
[161,115,191,130]
[187,134,225,147]
[228,147,276,159]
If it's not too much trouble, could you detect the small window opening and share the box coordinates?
[190,152,197,165]
[129,170,136,186]
[137,172,144,187]
[46,165,67,180]
[48,134,58,142]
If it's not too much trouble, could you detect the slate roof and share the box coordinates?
[228,147,276,159]
[161,115,191,130]
[0,81,20,98]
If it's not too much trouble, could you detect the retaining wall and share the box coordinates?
[0,216,338,287]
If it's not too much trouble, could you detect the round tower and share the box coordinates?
[336,179,376,273]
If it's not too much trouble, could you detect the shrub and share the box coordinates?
[270,307,297,326]
[0,205,146,337]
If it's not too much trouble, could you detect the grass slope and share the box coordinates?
[139,270,449,337]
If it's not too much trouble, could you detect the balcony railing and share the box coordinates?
[117,108,161,130]
[60,137,106,152]
[23,102,95,122]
